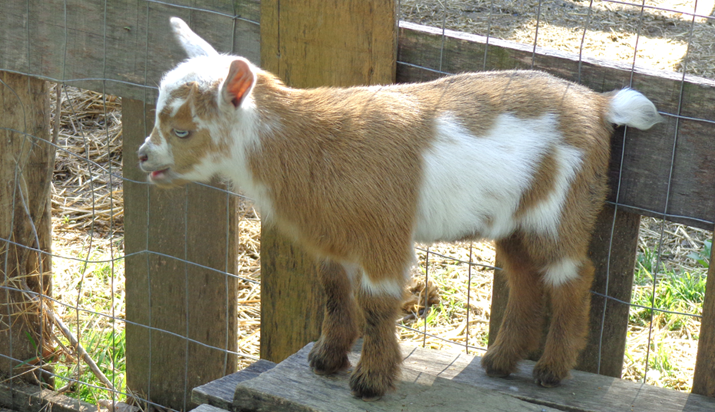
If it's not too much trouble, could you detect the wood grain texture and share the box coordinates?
[123,99,239,410]
[192,360,276,410]
[693,237,715,397]
[578,205,640,377]
[0,72,54,385]
[0,381,95,412]
[0,0,260,104]
[397,21,715,230]
[260,0,397,88]
[233,343,560,412]
[229,342,715,412]
[258,0,398,364]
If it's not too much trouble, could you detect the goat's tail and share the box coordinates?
[606,89,663,130]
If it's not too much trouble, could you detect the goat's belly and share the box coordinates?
[412,112,578,244]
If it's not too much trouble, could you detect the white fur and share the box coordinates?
[607,89,663,130]
[413,113,565,243]
[519,145,583,238]
[542,257,582,287]
[360,272,406,299]
[170,17,219,58]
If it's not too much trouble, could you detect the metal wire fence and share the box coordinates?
[0,1,713,411]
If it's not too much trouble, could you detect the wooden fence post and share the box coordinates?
[693,234,715,397]
[123,99,238,410]
[0,72,54,385]
[258,0,397,363]
[489,205,640,378]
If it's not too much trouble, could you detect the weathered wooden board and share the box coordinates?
[192,360,276,410]
[0,381,95,412]
[229,342,715,412]
[258,0,398,364]
[578,206,640,377]
[190,404,229,412]
[123,98,239,410]
[233,343,560,412]
[693,237,715,396]
[0,0,260,103]
[397,21,715,230]
[399,343,715,412]
[0,72,54,385]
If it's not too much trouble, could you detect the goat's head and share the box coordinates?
[138,17,258,187]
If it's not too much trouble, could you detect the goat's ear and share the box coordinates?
[170,17,218,58]
[221,59,256,108]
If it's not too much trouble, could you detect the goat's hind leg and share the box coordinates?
[533,258,594,387]
[309,260,360,375]
[482,237,545,378]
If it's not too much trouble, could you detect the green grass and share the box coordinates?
[50,251,127,403]
[624,242,709,389]
[54,328,126,402]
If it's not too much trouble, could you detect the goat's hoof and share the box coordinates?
[481,350,515,378]
[308,342,350,375]
[532,363,567,388]
[349,365,394,401]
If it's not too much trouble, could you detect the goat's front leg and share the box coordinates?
[309,260,360,375]
[350,273,403,401]
[533,258,594,387]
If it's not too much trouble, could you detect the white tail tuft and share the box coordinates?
[606,88,663,130]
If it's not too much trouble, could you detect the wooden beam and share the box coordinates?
[578,206,640,377]
[0,0,260,104]
[123,99,238,410]
[0,71,54,386]
[693,235,715,397]
[258,0,397,364]
[397,21,715,230]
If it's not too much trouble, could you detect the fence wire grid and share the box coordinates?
[0,1,713,411]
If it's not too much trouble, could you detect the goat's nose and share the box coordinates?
[138,144,149,162]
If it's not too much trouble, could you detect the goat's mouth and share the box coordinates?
[149,168,170,181]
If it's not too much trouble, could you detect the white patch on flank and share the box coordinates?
[360,275,404,299]
[542,257,581,287]
[519,144,583,238]
[414,112,563,243]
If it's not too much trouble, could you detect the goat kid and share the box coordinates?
[138,17,662,401]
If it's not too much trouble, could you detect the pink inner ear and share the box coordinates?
[227,60,254,107]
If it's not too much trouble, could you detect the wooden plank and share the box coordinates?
[0,0,260,104]
[258,0,398,364]
[0,71,54,385]
[578,206,640,377]
[192,360,276,410]
[123,98,239,410]
[0,381,95,412]
[397,21,715,230]
[189,404,229,412]
[233,343,560,412]
[399,343,715,412]
[693,235,715,397]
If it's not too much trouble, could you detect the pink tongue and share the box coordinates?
[151,170,166,178]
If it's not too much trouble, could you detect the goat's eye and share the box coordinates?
[173,129,190,138]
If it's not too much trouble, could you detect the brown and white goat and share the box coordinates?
[138,17,662,400]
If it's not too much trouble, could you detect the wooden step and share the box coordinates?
[193,342,715,412]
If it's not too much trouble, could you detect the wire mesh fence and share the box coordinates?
[0,1,713,411]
